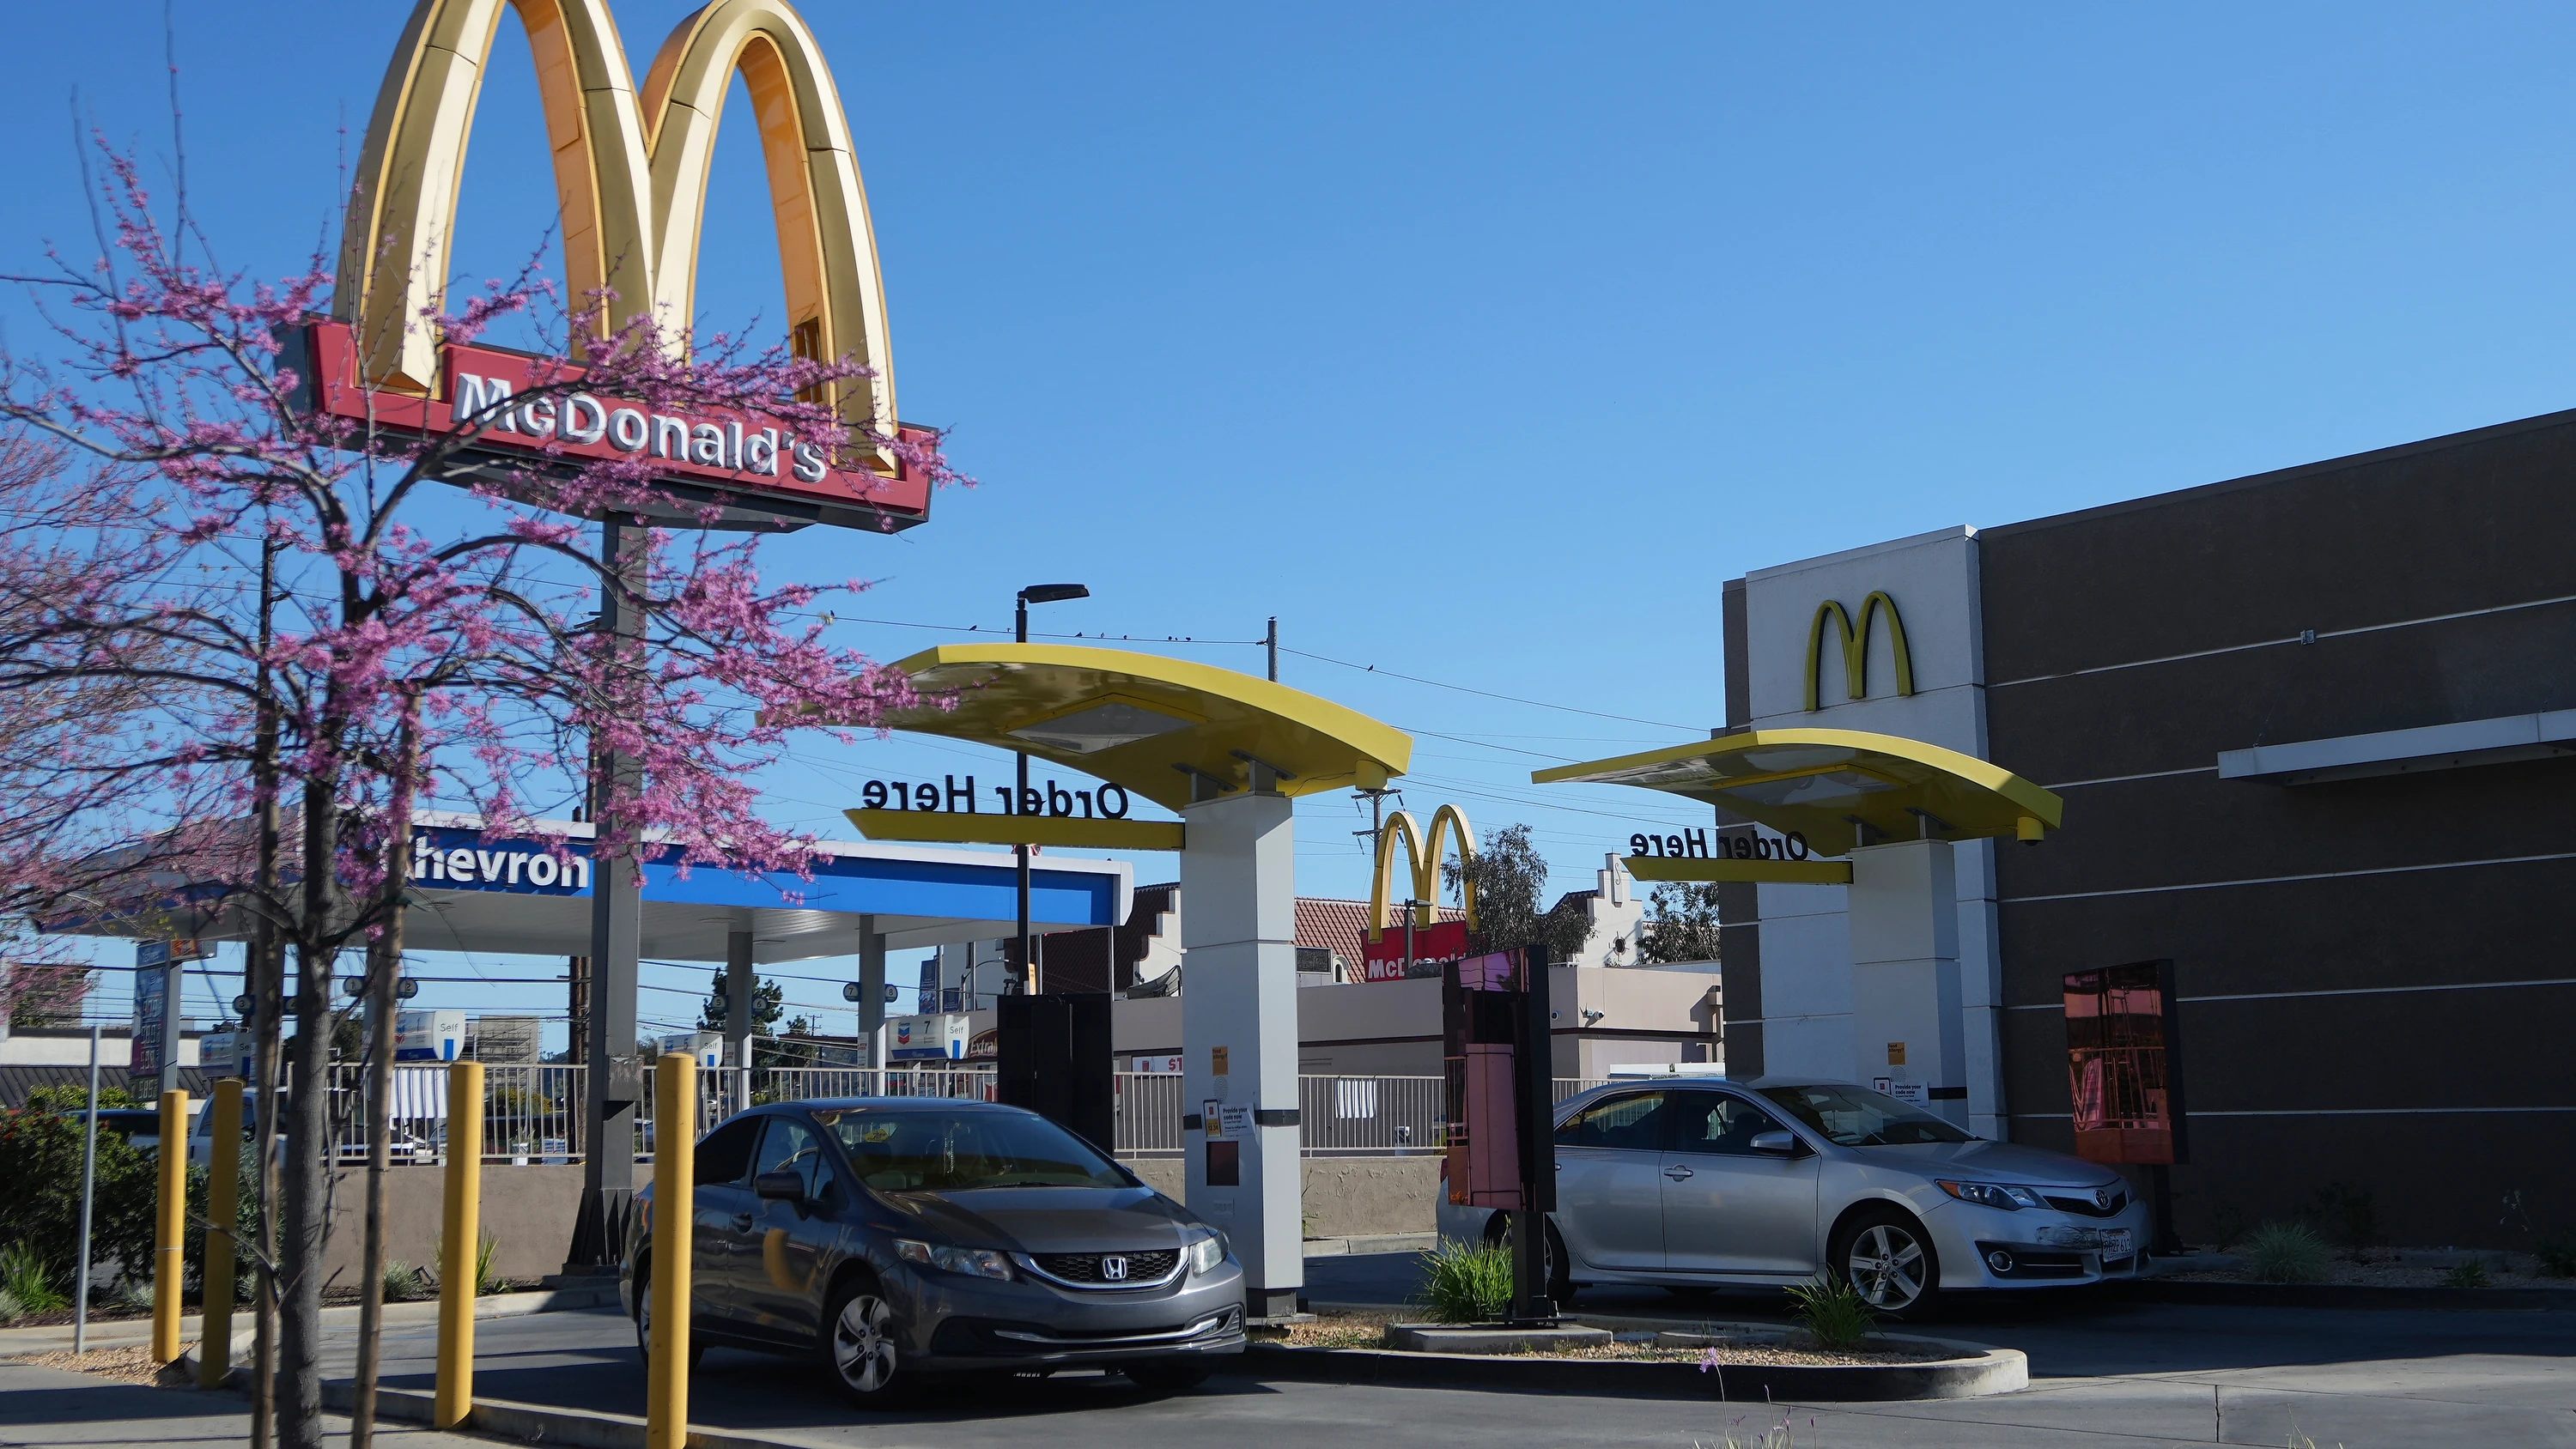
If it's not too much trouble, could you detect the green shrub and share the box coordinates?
[23,1083,138,1113]
[428,1228,505,1296]
[0,1106,159,1294]
[2444,1257,2492,1288]
[1414,1239,1513,1324]
[1784,1273,1877,1349]
[2534,1233,2576,1278]
[2241,1222,2330,1284]
[0,1242,67,1313]
[383,1259,428,1301]
[0,1286,23,1323]
[2299,1182,2382,1260]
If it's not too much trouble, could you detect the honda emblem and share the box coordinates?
[1101,1255,1130,1282]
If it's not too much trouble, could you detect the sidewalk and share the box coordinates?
[0,1359,498,1449]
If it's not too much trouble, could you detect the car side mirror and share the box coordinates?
[1749,1131,1798,1155]
[753,1169,805,1203]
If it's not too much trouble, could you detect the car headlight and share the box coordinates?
[1936,1179,2047,1211]
[1185,1230,1227,1276]
[894,1238,1014,1281]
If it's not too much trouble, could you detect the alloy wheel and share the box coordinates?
[833,1292,901,1395]
[1846,1222,1928,1309]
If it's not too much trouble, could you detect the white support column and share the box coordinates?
[1180,786,1302,1319]
[856,917,885,1069]
[1846,839,1969,1126]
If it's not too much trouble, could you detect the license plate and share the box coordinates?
[2102,1228,2134,1258]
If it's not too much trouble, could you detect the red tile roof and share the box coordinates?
[1296,896,1464,964]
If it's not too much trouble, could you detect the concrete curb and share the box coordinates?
[1236,1323,2027,1403]
[319,1381,844,1449]
[1302,1234,1437,1258]
[2115,1278,2576,1312]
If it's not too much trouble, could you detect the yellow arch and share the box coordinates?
[639,2,893,452]
[334,0,896,447]
[1366,804,1478,942]
[1804,591,1916,712]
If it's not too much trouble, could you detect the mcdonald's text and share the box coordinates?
[290,318,933,524]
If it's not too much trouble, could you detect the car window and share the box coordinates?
[1669,1092,1790,1155]
[755,1116,833,1203]
[695,1116,761,1187]
[1755,1083,1973,1146]
[817,1107,1130,1192]
[1556,1092,1668,1152]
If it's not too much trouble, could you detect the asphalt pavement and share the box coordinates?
[300,1252,2576,1447]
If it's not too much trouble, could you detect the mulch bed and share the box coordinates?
[1261,1310,1950,1367]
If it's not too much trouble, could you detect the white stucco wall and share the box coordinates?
[1737,526,2009,1139]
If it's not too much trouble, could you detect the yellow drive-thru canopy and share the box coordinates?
[1533,728,2063,857]
[878,644,1413,812]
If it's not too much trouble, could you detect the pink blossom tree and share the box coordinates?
[0,143,957,1447]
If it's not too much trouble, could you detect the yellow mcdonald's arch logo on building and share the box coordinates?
[1805,591,1916,712]
[1367,804,1478,941]
[337,0,894,446]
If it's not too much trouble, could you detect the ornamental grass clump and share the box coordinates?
[0,1243,66,1315]
[1783,1273,1877,1349]
[1416,1239,1515,1324]
[2241,1222,2330,1284]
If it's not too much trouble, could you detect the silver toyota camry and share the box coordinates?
[1437,1076,2150,1316]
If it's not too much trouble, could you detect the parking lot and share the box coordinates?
[313,1253,2576,1447]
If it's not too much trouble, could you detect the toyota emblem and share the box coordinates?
[1101,1255,1130,1282]
[2093,1189,2111,1210]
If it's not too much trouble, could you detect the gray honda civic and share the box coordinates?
[620,1098,1244,1404]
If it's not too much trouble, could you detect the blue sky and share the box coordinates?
[10,3,2576,1037]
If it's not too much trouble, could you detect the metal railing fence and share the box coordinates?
[312,1064,1612,1163]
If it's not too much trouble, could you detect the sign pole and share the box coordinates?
[575,520,645,1270]
[74,1024,98,1355]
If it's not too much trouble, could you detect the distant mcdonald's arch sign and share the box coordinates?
[1805,591,1915,712]
[311,0,930,528]
[1360,806,1478,984]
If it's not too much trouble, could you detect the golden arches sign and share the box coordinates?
[337,0,893,447]
[1366,804,1478,942]
[1804,591,1915,712]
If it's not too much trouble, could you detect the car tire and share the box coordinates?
[1123,1361,1212,1394]
[820,1275,912,1406]
[1482,1212,1574,1306]
[1829,1206,1941,1319]
[631,1270,704,1373]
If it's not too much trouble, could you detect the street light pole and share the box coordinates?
[1012,585,1089,996]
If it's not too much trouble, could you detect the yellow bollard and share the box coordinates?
[152,1088,187,1364]
[199,1078,243,1386]
[434,1060,484,1429]
[647,1053,694,1449]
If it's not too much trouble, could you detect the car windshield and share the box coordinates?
[1756,1083,1974,1146]
[817,1107,1130,1192]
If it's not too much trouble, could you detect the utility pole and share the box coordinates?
[1266,616,1278,682]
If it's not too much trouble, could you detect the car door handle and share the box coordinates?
[1664,1165,1693,1181]
[729,1212,752,1232]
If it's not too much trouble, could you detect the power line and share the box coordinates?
[1279,646,1699,731]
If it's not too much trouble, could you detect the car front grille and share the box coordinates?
[2044,1191,2128,1218]
[1027,1250,1179,1287]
